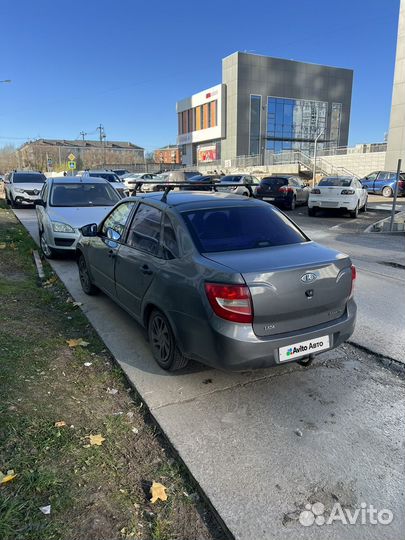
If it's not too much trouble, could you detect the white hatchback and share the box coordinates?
[308,176,368,218]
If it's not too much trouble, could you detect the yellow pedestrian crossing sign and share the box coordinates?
[68,153,76,161]
[68,160,76,170]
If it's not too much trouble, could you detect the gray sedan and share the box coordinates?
[76,191,356,371]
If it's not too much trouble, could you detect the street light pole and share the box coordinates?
[312,128,325,187]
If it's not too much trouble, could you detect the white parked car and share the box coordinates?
[308,176,368,218]
[217,174,259,196]
[123,173,156,190]
[4,170,47,207]
[35,176,121,258]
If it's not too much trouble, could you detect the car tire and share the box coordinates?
[360,198,368,213]
[308,207,316,217]
[78,253,99,295]
[349,203,359,219]
[10,197,18,209]
[39,229,57,259]
[148,309,188,371]
[382,186,393,198]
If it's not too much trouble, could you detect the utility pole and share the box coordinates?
[79,131,87,141]
[96,124,104,143]
[312,128,325,187]
[96,124,106,167]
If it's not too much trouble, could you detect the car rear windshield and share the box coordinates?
[261,177,288,188]
[50,183,120,207]
[318,177,352,187]
[182,205,307,253]
[184,171,201,180]
[13,173,46,184]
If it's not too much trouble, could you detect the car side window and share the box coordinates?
[101,202,134,240]
[367,173,378,181]
[41,182,49,201]
[127,203,162,256]
[162,215,179,259]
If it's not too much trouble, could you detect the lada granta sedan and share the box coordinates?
[76,191,356,371]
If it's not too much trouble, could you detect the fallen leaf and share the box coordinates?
[150,481,168,503]
[72,301,83,307]
[89,434,105,446]
[107,388,118,395]
[0,243,6,249]
[39,505,51,515]
[54,421,66,428]
[83,362,92,367]
[66,338,89,348]
[131,427,139,434]
[0,471,16,484]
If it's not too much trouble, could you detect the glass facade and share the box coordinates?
[265,96,342,154]
[249,95,261,155]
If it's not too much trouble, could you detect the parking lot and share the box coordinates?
[12,204,405,540]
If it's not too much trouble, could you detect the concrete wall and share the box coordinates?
[221,52,353,161]
[386,0,405,170]
[321,152,386,178]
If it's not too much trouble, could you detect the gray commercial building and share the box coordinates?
[177,52,353,166]
[386,0,405,171]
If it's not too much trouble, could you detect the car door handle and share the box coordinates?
[108,249,116,258]
[141,264,153,275]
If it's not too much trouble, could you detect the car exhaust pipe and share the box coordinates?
[297,354,315,367]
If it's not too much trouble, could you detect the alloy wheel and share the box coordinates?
[150,314,172,366]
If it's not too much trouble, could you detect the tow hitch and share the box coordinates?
[297,354,315,367]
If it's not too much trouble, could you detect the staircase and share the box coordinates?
[270,150,358,179]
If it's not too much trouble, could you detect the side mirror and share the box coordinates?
[106,227,121,241]
[34,199,45,207]
[80,223,98,237]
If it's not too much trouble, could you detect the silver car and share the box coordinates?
[4,170,47,207]
[76,191,356,371]
[217,174,259,196]
[35,176,121,258]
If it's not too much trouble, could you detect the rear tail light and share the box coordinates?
[278,186,294,193]
[205,283,253,324]
[349,265,356,299]
[341,189,355,195]
[311,188,321,194]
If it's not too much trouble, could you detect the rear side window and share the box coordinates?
[162,215,179,259]
[127,204,162,255]
[182,205,307,253]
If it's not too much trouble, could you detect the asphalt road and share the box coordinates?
[287,203,405,363]
[13,207,405,540]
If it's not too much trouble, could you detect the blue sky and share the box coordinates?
[0,0,400,152]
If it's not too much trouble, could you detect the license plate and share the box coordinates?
[263,197,275,201]
[278,335,330,362]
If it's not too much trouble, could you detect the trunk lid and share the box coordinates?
[258,178,287,196]
[203,242,352,336]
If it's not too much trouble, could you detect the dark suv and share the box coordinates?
[256,176,310,210]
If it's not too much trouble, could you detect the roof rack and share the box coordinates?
[130,181,260,202]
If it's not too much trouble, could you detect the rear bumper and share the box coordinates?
[256,194,291,205]
[308,198,357,210]
[172,300,357,371]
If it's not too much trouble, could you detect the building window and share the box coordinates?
[330,103,342,149]
[249,95,261,155]
[266,96,331,154]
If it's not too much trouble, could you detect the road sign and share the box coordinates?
[68,153,76,161]
[68,160,76,170]
[47,158,53,166]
